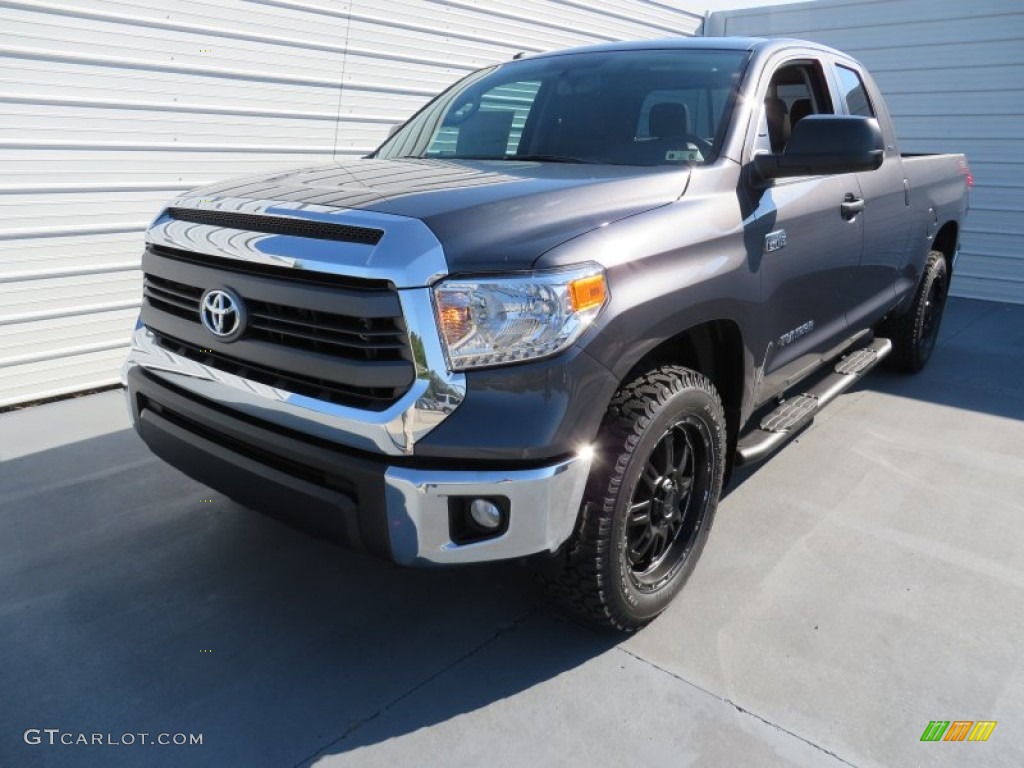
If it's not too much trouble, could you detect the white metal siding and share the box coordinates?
[705,0,1024,305]
[0,0,702,408]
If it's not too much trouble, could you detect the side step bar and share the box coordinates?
[735,337,892,466]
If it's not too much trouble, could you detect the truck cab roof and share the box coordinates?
[524,35,850,62]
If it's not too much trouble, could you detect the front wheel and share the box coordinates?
[545,366,726,631]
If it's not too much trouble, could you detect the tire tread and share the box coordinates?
[880,250,947,373]
[543,366,725,632]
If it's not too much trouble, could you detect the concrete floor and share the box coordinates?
[1,296,1022,768]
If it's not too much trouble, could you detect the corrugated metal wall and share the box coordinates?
[0,0,702,408]
[705,0,1024,305]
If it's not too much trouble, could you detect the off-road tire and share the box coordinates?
[544,366,727,632]
[880,250,948,373]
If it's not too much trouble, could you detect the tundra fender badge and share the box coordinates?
[778,320,814,347]
[764,229,787,253]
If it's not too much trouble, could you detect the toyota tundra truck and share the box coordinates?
[122,37,970,630]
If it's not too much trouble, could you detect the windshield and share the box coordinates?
[374,48,749,167]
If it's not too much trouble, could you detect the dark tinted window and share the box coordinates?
[426,80,542,157]
[376,49,750,166]
[836,65,875,117]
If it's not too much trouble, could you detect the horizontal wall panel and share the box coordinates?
[0,347,128,408]
[821,39,1024,73]
[0,232,145,278]
[894,115,1024,143]
[0,150,335,186]
[2,0,702,405]
[0,272,143,323]
[711,0,1017,33]
[0,191,172,235]
[707,0,1024,305]
[0,8,355,76]
[884,90,1024,117]
[900,139,1021,165]
[0,105,339,149]
[758,15,1023,53]
[951,275,1024,305]
[0,57,343,114]
[0,308,138,367]
[958,234,1021,261]
[967,209,1023,236]
[872,66,1024,95]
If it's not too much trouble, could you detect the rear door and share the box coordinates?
[831,59,912,328]
[746,55,865,403]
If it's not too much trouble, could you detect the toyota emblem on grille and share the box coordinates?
[199,287,246,342]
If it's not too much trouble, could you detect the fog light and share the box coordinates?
[449,496,509,544]
[469,499,502,530]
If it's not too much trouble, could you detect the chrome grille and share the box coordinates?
[140,246,414,410]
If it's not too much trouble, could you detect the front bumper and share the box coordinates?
[125,367,591,566]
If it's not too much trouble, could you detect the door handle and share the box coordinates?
[841,194,865,220]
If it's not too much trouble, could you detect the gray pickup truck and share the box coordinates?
[123,37,970,630]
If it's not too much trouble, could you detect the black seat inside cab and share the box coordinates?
[764,97,788,153]
[649,102,690,138]
[789,98,813,129]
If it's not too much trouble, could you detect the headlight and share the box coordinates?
[432,263,608,371]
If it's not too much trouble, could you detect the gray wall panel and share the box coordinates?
[0,0,700,407]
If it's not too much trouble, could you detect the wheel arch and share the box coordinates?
[932,221,959,278]
[619,319,746,466]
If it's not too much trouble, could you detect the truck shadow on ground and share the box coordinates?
[0,428,618,768]
[862,297,1024,422]
[722,298,1023,501]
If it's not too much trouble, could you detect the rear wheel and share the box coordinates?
[880,250,948,373]
[544,366,726,631]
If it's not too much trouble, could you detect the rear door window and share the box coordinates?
[835,65,875,117]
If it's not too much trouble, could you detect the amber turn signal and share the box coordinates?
[436,294,472,345]
[569,274,607,312]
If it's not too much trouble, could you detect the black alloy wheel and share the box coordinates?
[543,365,726,632]
[626,418,712,591]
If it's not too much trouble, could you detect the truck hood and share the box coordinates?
[188,158,689,272]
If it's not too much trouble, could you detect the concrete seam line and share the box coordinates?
[615,647,860,768]
[293,607,539,767]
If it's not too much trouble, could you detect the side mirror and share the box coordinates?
[754,115,884,180]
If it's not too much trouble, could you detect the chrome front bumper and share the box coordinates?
[124,357,592,566]
[385,456,591,566]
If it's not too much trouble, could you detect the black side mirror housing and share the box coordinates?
[754,115,884,180]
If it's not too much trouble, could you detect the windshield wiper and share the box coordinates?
[403,153,627,165]
[418,153,602,164]
[503,153,595,164]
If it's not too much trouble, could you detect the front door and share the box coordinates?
[748,58,865,403]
